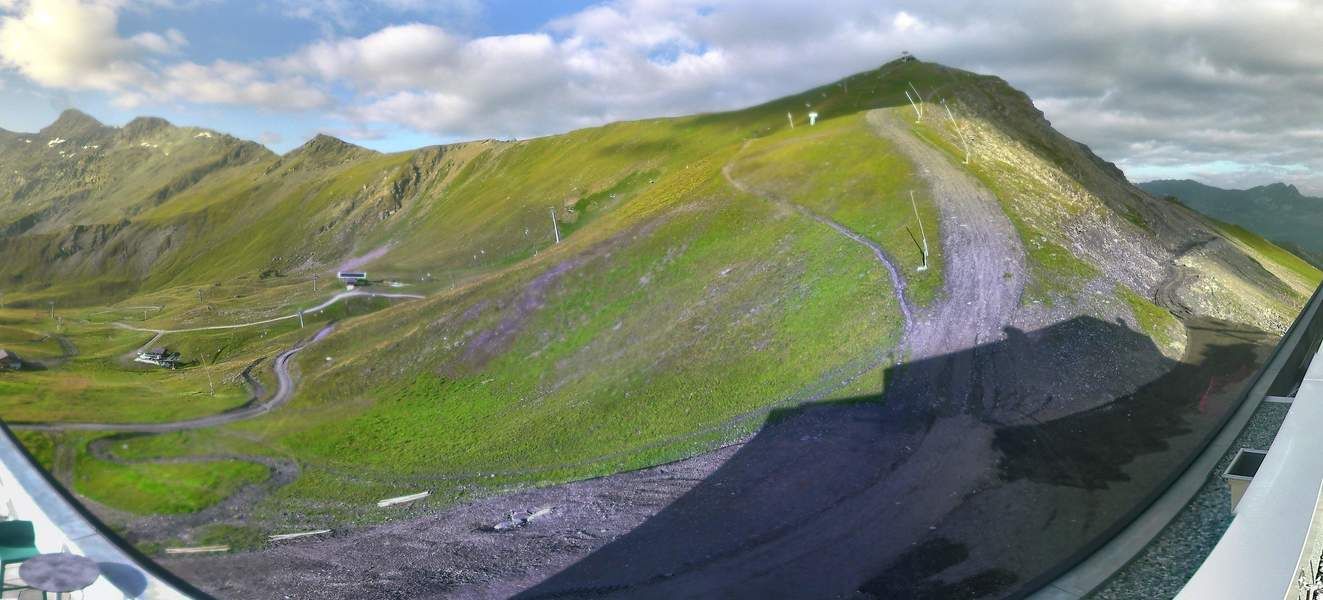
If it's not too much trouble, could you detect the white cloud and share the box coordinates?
[130,28,186,54]
[147,60,327,109]
[277,1,895,138]
[0,0,324,110]
[893,11,920,32]
[6,0,1323,192]
[0,0,151,90]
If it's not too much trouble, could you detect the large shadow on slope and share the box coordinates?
[518,316,1275,600]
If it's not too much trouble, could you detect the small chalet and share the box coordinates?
[0,349,21,371]
[135,347,181,369]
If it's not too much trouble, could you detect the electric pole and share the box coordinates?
[48,301,54,320]
[298,309,304,329]
[312,274,319,292]
[550,208,560,244]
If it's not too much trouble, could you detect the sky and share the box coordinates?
[1,0,1322,194]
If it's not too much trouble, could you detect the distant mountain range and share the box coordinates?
[1139,179,1323,266]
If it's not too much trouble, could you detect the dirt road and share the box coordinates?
[114,290,422,347]
[866,109,1025,358]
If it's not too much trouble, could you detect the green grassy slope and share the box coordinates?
[726,113,943,305]
[1214,220,1323,289]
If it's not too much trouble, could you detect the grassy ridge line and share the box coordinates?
[1212,220,1323,291]
[725,113,943,307]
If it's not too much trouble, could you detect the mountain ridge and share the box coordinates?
[1140,178,1323,265]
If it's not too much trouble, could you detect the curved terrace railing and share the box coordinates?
[0,422,210,599]
[1179,284,1323,598]
[1030,281,1323,600]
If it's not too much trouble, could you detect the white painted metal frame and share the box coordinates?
[1178,341,1323,599]
[0,432,196,599]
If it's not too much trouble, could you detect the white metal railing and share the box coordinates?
[1178,336,1323,599]
[0,429,198,599]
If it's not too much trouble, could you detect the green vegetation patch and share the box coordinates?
[0,361,249,423]
[0,325,64,361]
[1118,285,1183,354]
[727,113,943,306]
[255,187,904,509]
[1216,221,1323,287]
[193,523,269,552]
[12,431,55,470]
[74,448,268,515]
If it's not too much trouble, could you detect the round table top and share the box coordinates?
[19,552,99,593]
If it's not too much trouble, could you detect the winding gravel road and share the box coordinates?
[114,290,423,342]
[865,109,1026,411]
